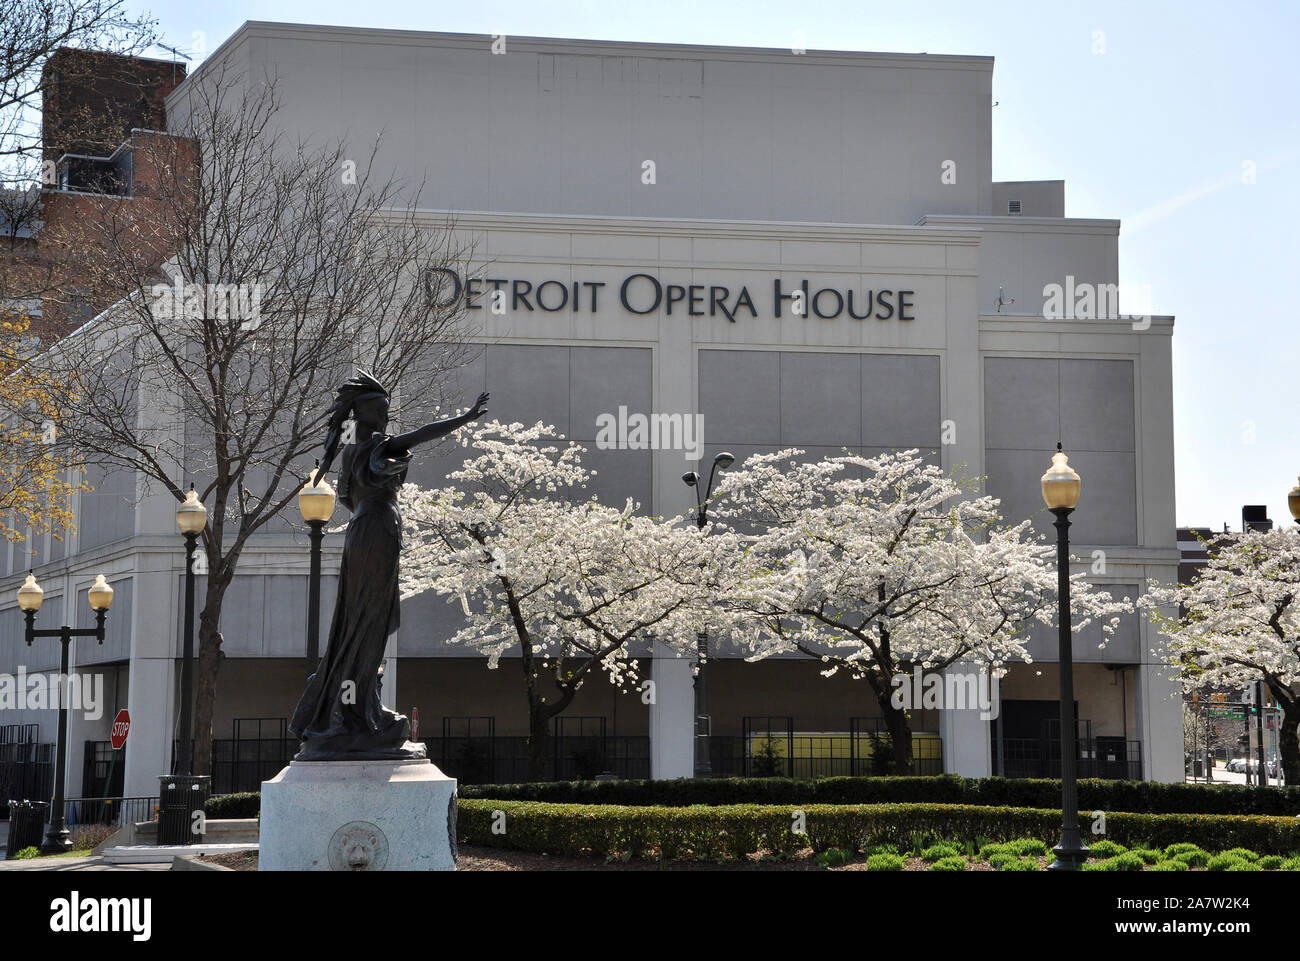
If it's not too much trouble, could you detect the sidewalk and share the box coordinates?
[0,855,169,872]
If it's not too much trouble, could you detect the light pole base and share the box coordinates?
[40,828,73,856]
[1047,840,1090,871]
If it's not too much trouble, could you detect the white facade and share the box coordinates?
[0,24,1183,799]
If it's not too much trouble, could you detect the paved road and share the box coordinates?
[1186,768,1285,786]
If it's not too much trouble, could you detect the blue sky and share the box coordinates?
[132,1,1300,530]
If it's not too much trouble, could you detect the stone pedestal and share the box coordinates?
[259,758,456,871]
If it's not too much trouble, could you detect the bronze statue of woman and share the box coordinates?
[290,370,489,760]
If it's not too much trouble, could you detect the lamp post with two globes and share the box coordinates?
[16,571,114,853]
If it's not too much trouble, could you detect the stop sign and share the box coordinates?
[111,709,130,750]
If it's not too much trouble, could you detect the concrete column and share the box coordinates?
[122,655,174,798]
[942,264,984,484]
[649,640,694,780]
[122,562,177,798]
[939,663,994,777]
[1135,624,1183,783]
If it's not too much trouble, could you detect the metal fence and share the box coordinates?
[996,736,1142,780]
[423,735,652,783]
[210,737,297,795]
[710,733,945,778]
[0,725,53,810]
[60,796,159,828]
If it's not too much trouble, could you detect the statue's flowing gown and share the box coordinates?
[290,433,421,759]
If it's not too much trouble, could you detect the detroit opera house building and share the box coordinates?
[0,22,1182,800]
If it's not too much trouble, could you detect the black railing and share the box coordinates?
[996,736,1142,780]
[207,732,654,788]
[422,735,651,784]
[709,733,944,778]
[60,795,159,828]
[210,737,298,795]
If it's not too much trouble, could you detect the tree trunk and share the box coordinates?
[526,707,551,783]
[881,699,914,774]
[190,572,232,777]
[1279,699,1300,787]
[857,660,914,775]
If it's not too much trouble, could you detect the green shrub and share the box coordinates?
[1225,861,1262,871]
[977,842,1009,861]
[929,855,967,872]
[1258,855,1286,870]
[1129,847,1162,865]
[866,843,898,857]
[1219,847,1260,862]
[988,852,1018,869]
[1007,838,1049,857]
[1000,857,1041,871]
[1149,859,1188,871]
[1175,849,1209,868]
[815,847,853,868]
[865,852,904,871]
[1163,842,1204,859]
[1207,853,1248,871]
[204,792,261,819]
[1280,857,1300,871]
[921,842,962,862]
[1093,852,1146,872]
[13,846,40,860]
[1087,840,1128,859]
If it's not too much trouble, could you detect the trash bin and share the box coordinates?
[156,776,211,846]
[5,800,50,857]
[1193,759,1204,778]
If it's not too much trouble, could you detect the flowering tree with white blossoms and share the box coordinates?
[1143,527,1300,784]
[399,420,732,781]
[713,449,1130,772]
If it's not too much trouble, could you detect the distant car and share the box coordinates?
[1226,758,1247,772]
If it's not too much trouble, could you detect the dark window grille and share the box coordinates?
[0,724,53,811]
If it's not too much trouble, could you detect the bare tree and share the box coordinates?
[0,0,157,170]
[33,63,477,775]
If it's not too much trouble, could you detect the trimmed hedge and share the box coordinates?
[206,775,1300,820]
[204,792,261,819]
[461,774,1300,816]
[457,799,1300,858]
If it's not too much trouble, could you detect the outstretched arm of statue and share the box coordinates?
[386,392,490,455]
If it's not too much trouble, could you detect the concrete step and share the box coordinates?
[103,842,258,864]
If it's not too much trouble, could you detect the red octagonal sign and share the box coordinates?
[111,709,130,750]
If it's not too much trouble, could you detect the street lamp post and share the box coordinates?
[682,450,734,778]
[1041,444,1089,871]
[299,461,337,669]
[175,484,208,776]
[17,571,114,854]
